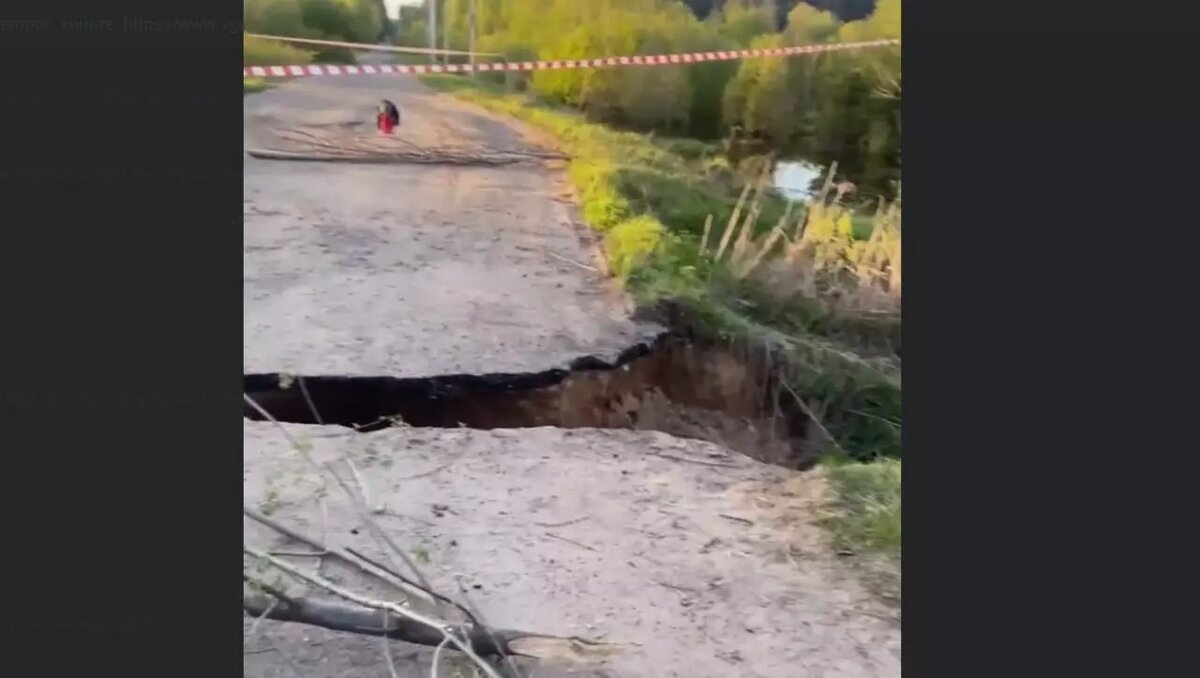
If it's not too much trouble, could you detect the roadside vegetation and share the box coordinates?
[243,77,269,94]
[823,457,900,599]
[243,0,390,65]
[244,33,315,68]
[402,0,899,200]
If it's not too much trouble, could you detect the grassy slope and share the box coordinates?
[823,458,901,599]
[421,74,900,573]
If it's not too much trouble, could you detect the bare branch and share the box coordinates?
[456,576,527,678]
[396,460,457,482]
[244,504,437,606]
[346,547,478,626]
[544,533,598,552]
[431,635,452,678]
[322,458,450,617]
[298,376,324,425]
[243,578,285,647]
[243,589,565,664]
[244,545,504,678]
[532,516,589,529]
[242,590,617,665]
[381,610,401,678]
[644,451,740,468]
[244,393,441,611]
[780,380,848,457]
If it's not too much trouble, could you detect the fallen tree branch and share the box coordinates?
[242,592,617,663]
[245,544,503,678]
[243,592,503,654]
[243,504,438,607]
[645,451,741,468]
[246,148,529,166]
[249,125,570,167]
[243,393,442,614]
[345,546,480,627]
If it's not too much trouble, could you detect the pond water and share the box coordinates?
[772,159,825,203]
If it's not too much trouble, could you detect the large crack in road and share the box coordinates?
[243,67,900,678]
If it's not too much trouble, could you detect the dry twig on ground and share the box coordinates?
[248,126,570,167]
[244,392,615,676]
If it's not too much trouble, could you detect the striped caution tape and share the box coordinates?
[243,39,899,79]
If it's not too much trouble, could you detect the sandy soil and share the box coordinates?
[244,73,659,377]
[244,421,900,678]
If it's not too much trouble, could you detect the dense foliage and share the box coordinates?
[244,0,388,62]
[401,0,900,198]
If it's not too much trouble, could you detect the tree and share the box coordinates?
[244,0,310,37]
[244,0,384,44]
[713,1,776,46]
[393,0,900,195]
[793,0,877,23]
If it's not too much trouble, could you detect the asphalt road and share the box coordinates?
[243,68,659,378]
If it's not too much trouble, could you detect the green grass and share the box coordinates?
[825,459,901,554]
[822,458,901,600]
[243,77,268,94]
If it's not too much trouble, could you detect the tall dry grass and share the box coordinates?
[700,162,901,326]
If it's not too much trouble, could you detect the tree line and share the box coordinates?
[403,0,900,199]
[244,0,389,62]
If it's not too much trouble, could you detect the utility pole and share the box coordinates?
[441,0,450,65]
[427,0,437,65]
[468,0,477,77]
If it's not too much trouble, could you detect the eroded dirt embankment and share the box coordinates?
[246,327,825,469]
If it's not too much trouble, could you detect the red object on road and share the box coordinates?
[377,99,400,135]
[377,112,395,135]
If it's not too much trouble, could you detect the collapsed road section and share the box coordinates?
[245,332,816,469]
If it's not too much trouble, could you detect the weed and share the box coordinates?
[821,458,901,600]
[823,458,901,554]
[260,487,282,516]
[411,544,432,565]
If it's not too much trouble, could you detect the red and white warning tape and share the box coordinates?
[243,39,898,78]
